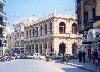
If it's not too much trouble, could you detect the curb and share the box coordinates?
[67,63,99,72]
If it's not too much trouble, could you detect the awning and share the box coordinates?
[82,41,92,44]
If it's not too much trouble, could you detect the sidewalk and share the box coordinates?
[67,59,100,72]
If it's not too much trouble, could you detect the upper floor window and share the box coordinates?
[0,28,2,36]
[27,30,28,38]
[0,17,3,24]
[59,22,66,34]
[36,27,38,37]
[72,23,77,34]
[84,11,88,23]
[33,28,34,37]
[50,22,52,34]
[40,25,42,36]
[29,29,31,38]
[45,24,47,34]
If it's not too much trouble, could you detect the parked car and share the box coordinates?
[19,54,27,59]
[56,53,63,59]
[33,53,45,59]
[66,54,75,60]
[48,52,56,56]
[26,54,34,59]
[14,53,20,59]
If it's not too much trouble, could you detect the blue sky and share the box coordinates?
[4,0,76,30]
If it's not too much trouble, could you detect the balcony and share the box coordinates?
[0,10,6,17]
[0,24,6,28]
[0,35,5,40]
[0,0,6,6]
[84,21,93,31]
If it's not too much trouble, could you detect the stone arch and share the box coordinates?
[72,42,78,54]
[59,42,66,54]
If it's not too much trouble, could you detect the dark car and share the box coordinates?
[66,54,75,60]
[19,54,27,59]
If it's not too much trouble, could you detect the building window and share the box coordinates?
[40,25,42,36]
[33,28,34,37]
[92,8,96,22]
[59,22,66,34]
[0,17,3,24]
[27,30,28,38]
[50,22,52,34]
[36,27,38,37]
[29,29,31,38]
[45,24,47,34]
[0,40,2,47]
[84,12,88,23]
[0,28,2,36]
[72,23,77,34]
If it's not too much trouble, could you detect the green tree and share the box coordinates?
[5,48,11,54]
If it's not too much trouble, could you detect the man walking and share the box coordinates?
[93,49,98,69]
[82,51,86,63]
[98,50,100,67]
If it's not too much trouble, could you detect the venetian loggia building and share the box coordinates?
[24,12,82,55]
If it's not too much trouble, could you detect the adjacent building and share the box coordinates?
[0,0,6,56]
[76,0,100,58]
[14,17,37,54]
[24,12,82,55]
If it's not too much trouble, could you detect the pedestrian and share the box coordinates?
[78,51,82,62]
[82,51,86,63]
[93,49,98,69]
[88,53,91,62]
[98,50,100,67]
[63,53,67,64]
[92,51,94,64]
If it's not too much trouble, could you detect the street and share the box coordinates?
[0,59,89,72]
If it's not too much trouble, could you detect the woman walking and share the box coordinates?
[93,49,98,69]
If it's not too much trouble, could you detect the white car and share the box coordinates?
[33,53,45,60]
[14,53,20,59]
[27,55,34,59]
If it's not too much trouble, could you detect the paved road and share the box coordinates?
[0,59,89,72]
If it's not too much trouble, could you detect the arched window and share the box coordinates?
[45,24,47,34]
[33,27,34,37]
[72,23,77,34]
[50,22,52,34]
[36,27,38,37]
[29,29,31,38]
[59,22,66,34]
[40,25,42,36]
[26,30,28,38]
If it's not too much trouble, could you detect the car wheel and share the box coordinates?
[39,57,41,59]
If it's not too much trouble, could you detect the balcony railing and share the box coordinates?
[84,20,93,30]
[0,10,6,17]
[3,0,6,3]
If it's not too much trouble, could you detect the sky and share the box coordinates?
[4,0,76,30]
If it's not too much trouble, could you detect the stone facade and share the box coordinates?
[24,13,82,55]
[14,17,37,54]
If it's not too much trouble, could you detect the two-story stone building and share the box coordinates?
[24,12,82,55]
